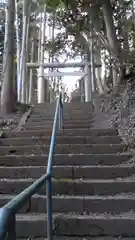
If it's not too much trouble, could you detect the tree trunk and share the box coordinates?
[120,1,129,53]
[29,38,34,103]
[49,11,55,103]
[84,54,92,102]
[102,0,121,61]
[95,48,104,95]
[37,5,46,103]
[112,65,118,88]
[102,49,110,92]
[21,0,29,103]
[81,31,95,97]
[38,15,42,62]
[15,0,20,101]
[1,0,15,114]
[89,25,96,93]
[21,9,30,103]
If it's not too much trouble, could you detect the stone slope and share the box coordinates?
[0,102,134,238]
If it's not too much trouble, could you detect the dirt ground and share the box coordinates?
[0,103,30,131]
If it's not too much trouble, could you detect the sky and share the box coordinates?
[54,56,82,93]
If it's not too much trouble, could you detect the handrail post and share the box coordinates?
[0,208,16,240]
[46,175,53,240]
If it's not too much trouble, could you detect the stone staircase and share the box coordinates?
[0,102,134,239]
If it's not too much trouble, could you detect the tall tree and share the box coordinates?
[102,0,121,60]
[1,0,15,114]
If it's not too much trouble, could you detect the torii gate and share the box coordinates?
[26,61,101,103]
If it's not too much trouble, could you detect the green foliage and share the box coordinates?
[39,0,61,10]
[20,0,135,67]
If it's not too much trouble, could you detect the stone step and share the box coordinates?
[29,115,95,121]
[53,238,135,240]
[14,213,135,237]
[24,124,94,130]
[0,136,122,146]
[2,101,132,240]
[0,179,135,195]
[1,194,135,214]
[36,107,93,111]
[33,108,93,112]
[0,144,125,155]
[0,165,134,179]
[26,119,94,125]
[16,238,135,240]
[34,102,93,108]
[32,111,94,116]
[27,117,95,122]
[63,107,94,110]
[0,153,130,166]
[31,116,94,121]
[63,109,93,112]
[4,128,118,138]
[28,117,95,122]
[32,111,93,115]
[33,106,93,111]
[32,109,94,114]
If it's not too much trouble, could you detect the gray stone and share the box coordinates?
[0,153,130,166]
[4,128,118,138]
[0,165,134,179]
[0,135,121,146]
[0,179,135,195]
[13,213,135,237]
[0,102,134,239]
[0,143,125,155]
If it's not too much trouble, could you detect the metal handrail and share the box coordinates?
[0,92,64,240]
